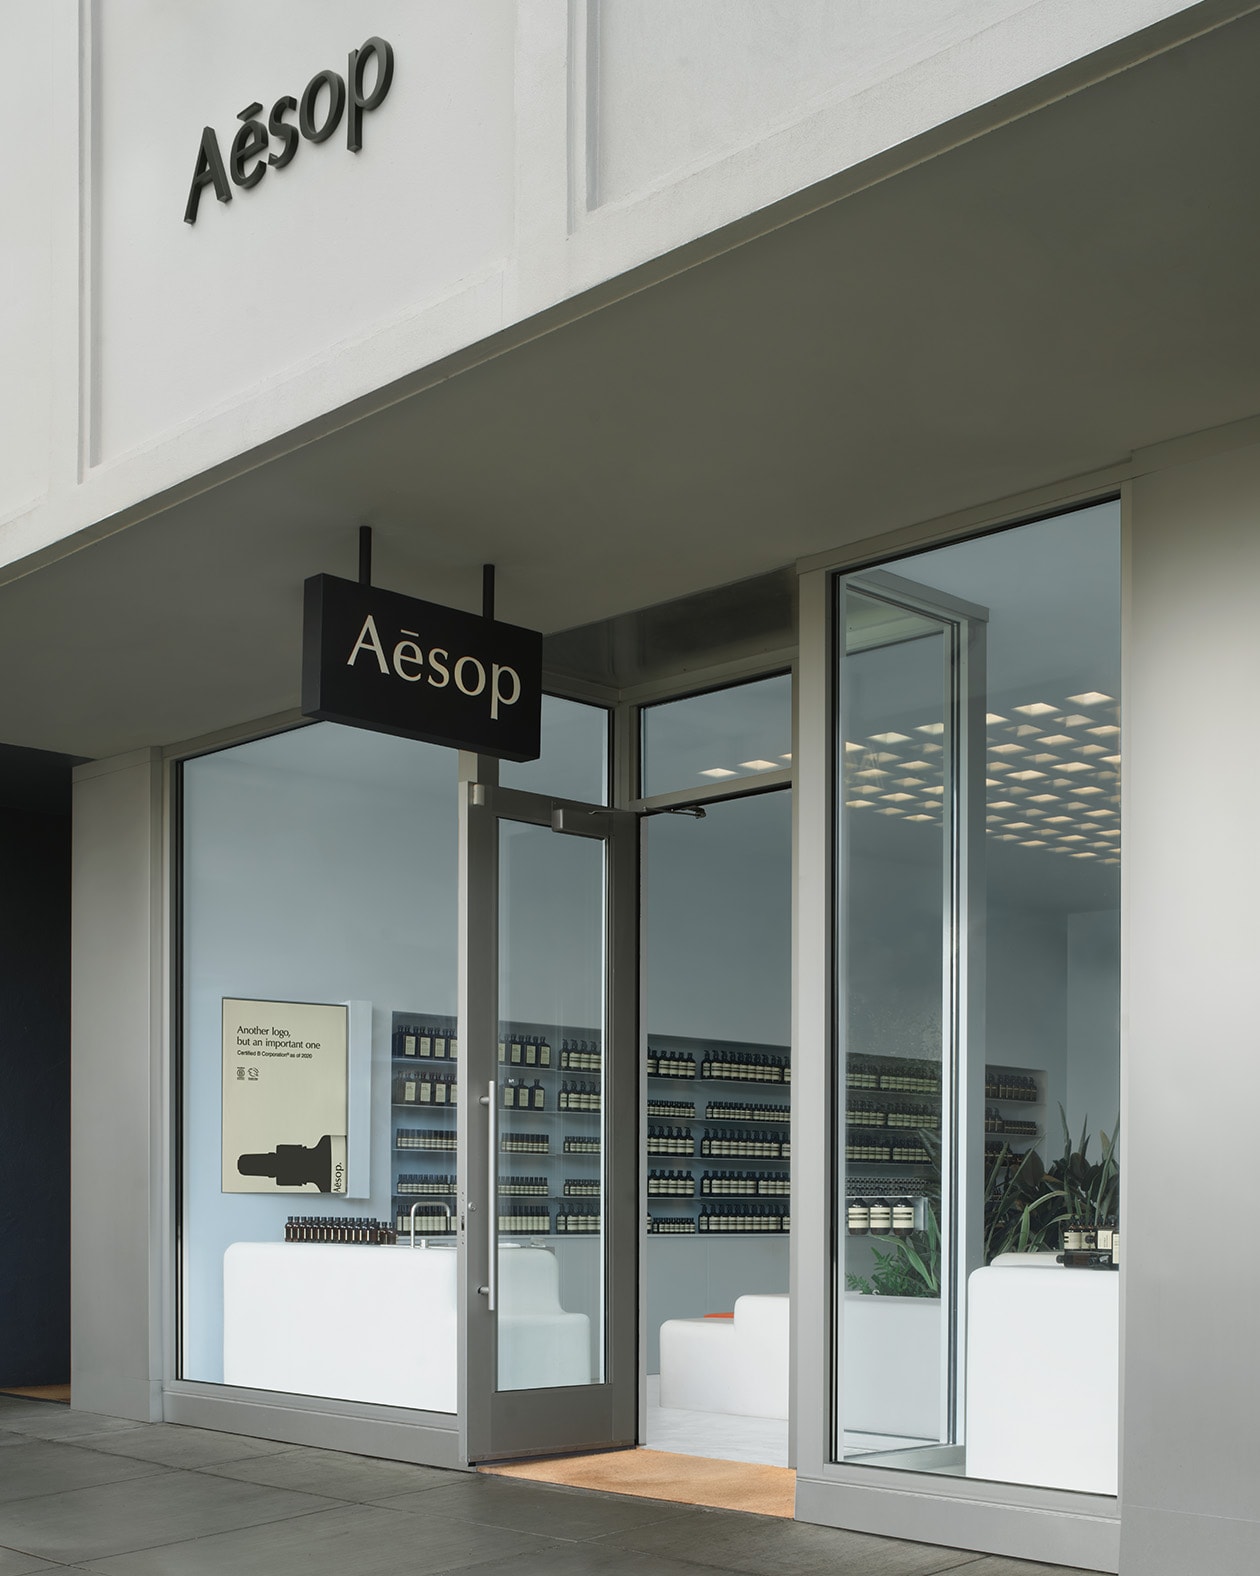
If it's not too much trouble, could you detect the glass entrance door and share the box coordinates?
[460,781,637,1461]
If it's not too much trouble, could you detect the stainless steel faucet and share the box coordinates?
[409,1199,453,1248]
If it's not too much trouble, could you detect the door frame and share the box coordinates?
[458,771,639,1463]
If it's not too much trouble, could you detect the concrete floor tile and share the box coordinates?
[432,1540,751,1576]
[372,1473,694,1541]
[0,1470,340,1565]
[598,1507,983,1575]
[0,1410,157,1445]
[74,1425,295,1471]
[0,1441,168,1505]
[75,1502,560,1576]
[0,1549,65,1576]
[946,1560,1106,1576]
[201,1445,456,1501]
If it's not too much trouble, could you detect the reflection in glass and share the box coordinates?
[641,674,791,797]
[496,820,607,1389]
[500,695,609,805]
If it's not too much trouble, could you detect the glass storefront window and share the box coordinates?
[833,501,1121,1493]
[180,722,459,1410]
[641,674,791,798]
[500,694,609,804]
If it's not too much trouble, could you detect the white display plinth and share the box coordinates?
[966,1258,1119,1495]
[223,1241,590,1411]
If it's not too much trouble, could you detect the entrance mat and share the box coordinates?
[0,1385,71,1403]
[481,1447,795,1518]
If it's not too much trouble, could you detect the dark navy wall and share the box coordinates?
[0,747,76,1385]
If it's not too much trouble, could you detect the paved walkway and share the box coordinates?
[0,1396,1099,1576]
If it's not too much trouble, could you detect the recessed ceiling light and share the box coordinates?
[780,753,793,762]
[917,722,945,735]
[1006,822,1032,831]
[1008,770,1046,781]
[844,742,864,753]
[986,713,1007,724]
[1071,852,1096,859]
[989,801,1017,810]
[1077,744,1108,755]
[1103,754,1121,765]
[854,768,887,779]
[991,743,1025,755]
[884,793,915,803]
[1043,816,1072,825]
[1057,762,1090,773]
[1021,839,1047,847]
[1014,702,1060,716]
[922,785,944,796]
[870,732,910,744]
[906,814,934,822]
[739,759,779,772]
[846,799,874,808]
[1102,857,1119,864]
[1038,735,1074,747]
[922,742,943,753]
[700,767,738,778]
[877,807,903,816]
[1028,754,1061,765]
[1061,714,1092,728]
[901,760,932,771]
[1014,724,1042,737]
[993,834,1019,841]
[1061,835,1087,843]
[1088,725,1120,736]
[1073,786,1104,796]
[1099,827,1121,837]
[1085,809,1114,818]
[1028,793,1059,803]
[1068,692,1112,706]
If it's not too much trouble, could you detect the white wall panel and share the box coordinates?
[0,9,57,520]
[1122,444,1260,1574]
[92,1,515,462]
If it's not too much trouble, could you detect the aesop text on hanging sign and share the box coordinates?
[301,574,542,762]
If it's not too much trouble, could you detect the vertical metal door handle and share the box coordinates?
[479,1082,497,1311]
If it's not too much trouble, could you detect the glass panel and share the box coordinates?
[181,723,459,1411]
[500,695,609,804]
[642,790,792,1465]
[496,819,607,1389]
[833,500,1122,1493]
[641,674,791,798]
[839,593,951,1457]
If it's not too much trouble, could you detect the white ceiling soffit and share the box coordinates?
[5,11,1260,758]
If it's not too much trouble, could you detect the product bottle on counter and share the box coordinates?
[868,1198,892,1234]
[847,1199,870,1234]
[892,1198,915,1236]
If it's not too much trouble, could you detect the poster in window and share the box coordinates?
[222,998,349,1194]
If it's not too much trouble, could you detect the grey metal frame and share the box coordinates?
[794,547,1122,1571]
[834,569,988,1457]
[459,776,639,1462]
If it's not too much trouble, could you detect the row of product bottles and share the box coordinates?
[395,1024,458,1059]
[558,1079,601,1111]
[647,1126,694,1156]
[702,1129,790,1158]
[847,1059,940,1094]
[846,1198,918,1236]
[555,1205,601,1233]
[845,1138,930,1163]
[698,1205,789,1233]
[1062,1219,1119,1258]
[499,1207,550,1233]
[647,1098,696,1120]
[563,1178,600,1196]
[648,1215,696,1234]
[396,1172,456,1195]
[285,1216,396,1244]
[503,1132,550,1154]
[393,1070,458,1106]
[499,1175,548,1196]
[564,1135,600,1155]
[984,1109,1038,1136]
[702,1170,791,1196]
[502,1078,547,1110]
[395,1126,457,1151]
[985,1071,1039,1102]
[499,1033,553,1067]
[393,1203,455,1234]
[648,1170,695,1196]
[560,1040,601,1070]
[704,1099,790,1124]
[699,1050,791,1084]
[846,1099,940,1130]
[647,1050,697,1078]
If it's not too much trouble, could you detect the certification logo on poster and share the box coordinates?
[222,998,349,1194]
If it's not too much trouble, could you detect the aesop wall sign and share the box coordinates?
[302,574,543,762]
[184,36,394,224]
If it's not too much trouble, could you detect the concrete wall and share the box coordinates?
[70,750,164,1421]
[2,0,1207,575]
[1120,444,1260,1575]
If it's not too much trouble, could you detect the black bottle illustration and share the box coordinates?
[238,1134,347,1193]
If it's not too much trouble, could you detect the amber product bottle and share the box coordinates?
[892,1198,915,1236]
[868,1198,892,1234]
[847,1199,870,1234]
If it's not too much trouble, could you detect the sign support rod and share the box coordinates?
[358,526,373,588]
[482,563,495,622]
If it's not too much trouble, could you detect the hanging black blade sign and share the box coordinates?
[302,574,542,761]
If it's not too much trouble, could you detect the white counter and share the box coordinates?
[224,1241,590,1412]
[966,1259,1119,1495]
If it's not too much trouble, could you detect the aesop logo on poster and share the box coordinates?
[184,36,394,224]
